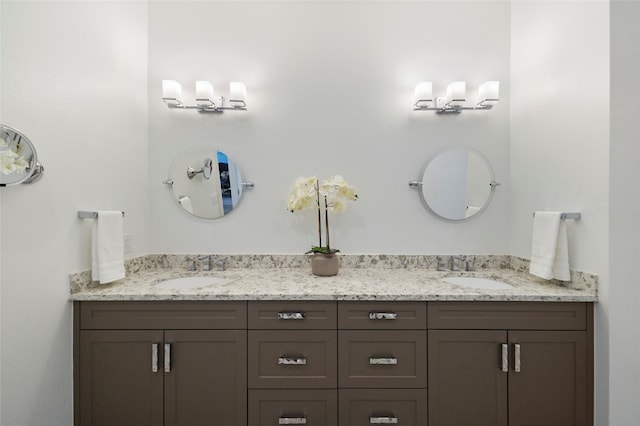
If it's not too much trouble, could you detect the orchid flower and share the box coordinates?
[287,175,358,254]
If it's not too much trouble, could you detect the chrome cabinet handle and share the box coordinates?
[164,343,171,373]
[369,357,398,365]
[370,416,398,424]
[278,417,307,425]
[368,312,397,320]
[501,344,508,373]
[278,357,307,365]
[151,343,159,373]
[514,343,521,373]
[278,312,306,320]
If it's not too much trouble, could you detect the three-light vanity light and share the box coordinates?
[413,81,499,113]
[162,80,247,113]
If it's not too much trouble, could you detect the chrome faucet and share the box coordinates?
[450,255,466,271]
[198,255,212,271]
[465,259,474,272]
[216,258,227,271]
[187,260,198,272]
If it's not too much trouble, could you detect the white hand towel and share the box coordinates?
[91,211,125,284]
[529,211,571,281]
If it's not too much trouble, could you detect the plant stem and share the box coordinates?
[316,179,322,248]
[324,195,330,251]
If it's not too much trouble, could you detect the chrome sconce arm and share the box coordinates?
[164,98,247,113]
[413,81,499,114]
[162,80,247,113]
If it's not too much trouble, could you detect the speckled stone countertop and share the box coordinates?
[69,254,598,302]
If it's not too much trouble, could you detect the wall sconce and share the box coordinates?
[413,81,499,113]
[162,80,247,112]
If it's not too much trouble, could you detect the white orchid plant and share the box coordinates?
[287,175,358,255]
[0,135,29,175]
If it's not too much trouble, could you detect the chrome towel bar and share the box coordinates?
[78,211,125,219]
[532,212,581,220]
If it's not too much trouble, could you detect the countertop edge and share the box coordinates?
[69,294,597,302]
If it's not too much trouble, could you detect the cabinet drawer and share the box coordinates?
[339,389,428,426]
[428,302,587,330]
[248,330,337,388]
[79,301,246,330]
[338,302,426,330]
[249,389,337,426]
[248,301,337,329]
[338,331,427,388]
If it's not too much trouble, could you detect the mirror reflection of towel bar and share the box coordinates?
[532,212,581,220]
[78,211,125,219]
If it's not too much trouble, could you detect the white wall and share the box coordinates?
[0,1,624,424]
[610,2,640,424]
[148,1,512,255]
[509,1,610,423]
[0,2,149,424]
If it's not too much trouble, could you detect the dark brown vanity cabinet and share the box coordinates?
[427,302,593,426]
[74,301,247,426]
[74,299,594,426]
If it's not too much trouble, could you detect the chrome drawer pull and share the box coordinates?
[501,344,508,373]
[514,343,521,373]
[369,357,398,365]
[151,343,159,373]
[164,343,171,373]
[278,357,307,365]
[278,417,307,425]
[368,312,397,320]
[370,416,398,424]
[278,312,306,320]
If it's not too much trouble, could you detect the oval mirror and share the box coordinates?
[166,146,251,219]
[0,124,44,186]
[411,147,498,221]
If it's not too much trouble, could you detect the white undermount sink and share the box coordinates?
[155,276,229,290]
[442,276,514,290]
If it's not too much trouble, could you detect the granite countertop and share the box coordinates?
[69,254,598,302]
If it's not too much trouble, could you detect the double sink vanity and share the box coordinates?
[70,254,597,426]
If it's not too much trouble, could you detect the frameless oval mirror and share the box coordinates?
[410,147,499,221]
[166,146,251,219]
[0,124,44,186]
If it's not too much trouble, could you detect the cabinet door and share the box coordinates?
[79,330,164,426]
[428,330,508,426]
[163,330,247,426]
[508,331,588,426]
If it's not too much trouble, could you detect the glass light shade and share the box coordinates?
[478,81,499,106]
[229,82,247,106]
[446,81,466,104]
[195,81,215,106]
[162,80,182,105]
[414,82,433,107]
